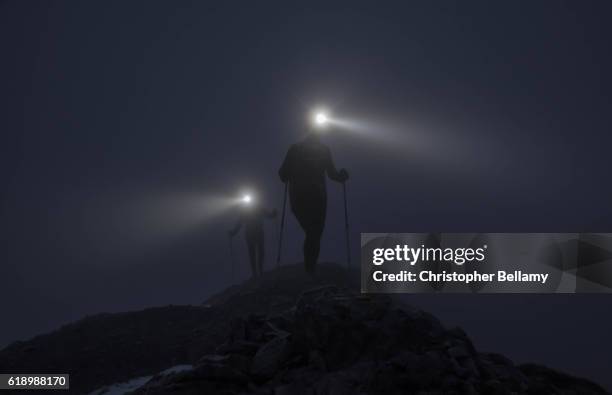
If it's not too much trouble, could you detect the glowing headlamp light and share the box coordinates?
[315,112,328,126]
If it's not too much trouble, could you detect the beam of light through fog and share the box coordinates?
[82,192,241,258]
[135,193,236,236]
[324,113,507,176]
[328,117,466,159]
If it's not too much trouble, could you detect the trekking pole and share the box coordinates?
[276,182,288,267]
[342,182,351,269]
[229,235,235,282]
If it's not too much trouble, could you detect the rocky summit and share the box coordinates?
[135,265,606,395]
[1,263,609,394]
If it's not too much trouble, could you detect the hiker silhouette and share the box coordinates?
[279,131,349,274]
[229,201,276,278]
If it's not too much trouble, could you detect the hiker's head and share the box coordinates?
[304,129,322,142]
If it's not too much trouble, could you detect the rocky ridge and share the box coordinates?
[133,266,608,395]
[0,264,608,394]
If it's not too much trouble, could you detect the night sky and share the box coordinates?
[1,0,611,390]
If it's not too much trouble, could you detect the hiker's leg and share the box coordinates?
[257,233,265,276]
[292,191,326,273]
[246,238,257,278]
[304,218,325,273]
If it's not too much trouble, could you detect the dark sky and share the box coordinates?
[1,0,611,390]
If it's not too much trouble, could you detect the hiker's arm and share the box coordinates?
[325,149,349,183]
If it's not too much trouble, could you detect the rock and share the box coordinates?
[308,350,327,371]
[226,353,252,373]
[186,360,249,383]
[251,336,291,379]
[216,339,261,356]
[389,350,419,369]
[448,343,472,359]
[274,382,316,395]
[266,321,291,339]
[38,263,604,395]
[198,353,228,364]
[519,363,609,395]
[296,285,341,308]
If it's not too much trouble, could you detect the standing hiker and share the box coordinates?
[278,130,349,274]
[229,196,276,278]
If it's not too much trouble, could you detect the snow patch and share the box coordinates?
[88,364,193,395]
